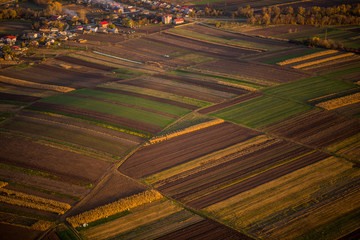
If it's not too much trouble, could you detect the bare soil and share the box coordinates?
[0,134,111,184]
[186,151,329,209]
[0,92,41,102]
[55,56,116,71]
[119,122,260,179]
[155,219,253,240]
[195,59,311,83]
[0,222,42,240]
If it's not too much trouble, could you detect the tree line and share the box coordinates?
[236,4,360,26]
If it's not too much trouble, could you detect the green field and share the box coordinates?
[211,95,310,128]
[3,119,133,158]
[72,89,191,117]
[100,82,211,108]
[263,77,357,102]
[40,95,176,127]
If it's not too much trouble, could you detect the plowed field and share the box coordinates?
[119,122,260,179]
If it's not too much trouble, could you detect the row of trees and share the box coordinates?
[246,4,360,25]
[0,1,62,20]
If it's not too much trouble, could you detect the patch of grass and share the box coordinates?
[56,229,80,240]
[211,95,310,128]
[263,76,357,102]
[11,63,31,69]
[72,88,191,117]
[114,68,143,79]
[40,95,176,127]
[76,210,131,231]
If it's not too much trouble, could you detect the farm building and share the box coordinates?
[173,18,184,24]
[162,15,172,24]
[99,21,108,28]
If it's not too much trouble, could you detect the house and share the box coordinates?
[50,28,59,32]
[98,27,108,33]
[173,18,184,24]
[50,15,61,21]
[27,32,38,39]
[39,27,50,32]
[2,35,17,44]
[162,15,172,24]
[109,28,118,33]
[90,26,98,32]
[99,21,108,28]
[76,26,84,31]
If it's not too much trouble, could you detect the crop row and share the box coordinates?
[316,92,360,110]
[67,190,162,227]
[277,50,337,66]
[147,119,224,145]
[293,53,355,69]
[0,188,71,215]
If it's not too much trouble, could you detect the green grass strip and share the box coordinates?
[71,88,191,117]
[76,210,131,231]
[212,95,311,128]
[0,163,58,180]
[263,76,357,102]
[40,95,175,127]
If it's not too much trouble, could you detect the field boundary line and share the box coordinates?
[164,30,264,52]
[93,51,142,65]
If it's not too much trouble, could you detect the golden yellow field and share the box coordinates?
[277,50,338,66]
[316,92,360,110]
[293,53,354,69]
[67,190,162,227]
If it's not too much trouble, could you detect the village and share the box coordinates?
[0,0,192,61]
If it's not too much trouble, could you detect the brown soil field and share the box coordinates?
[0,134,111,184]
[245,25,317,37]
[144,32,257,58]
[338,228,360,240]
[334,102,360,118]
[94,87,198,110]
[186,151,329,209]
[264,110,360,148]
[67,171,147,216]
[66,93,179,119]
[304,58,360,72]
[0,64,117,89]
[0,222,42,240]
[122,78,225,103]
[183,24,292,47]
[198,92,263,114]
[74,32,126,43]
[41,228,61,240]
[155,219,253,240]
[96,43,189,69]
[195,59,311,83]
[0,82,58,98]
[0,92,41,102]
[0,168,89,199]
[119,122,260,179]
[19,110,144,144]
[55,56,116,71]
[29,102,162,134]
[247,47,308,62]
[0,22,32,33]
[135,24,174,34]
[154,73,249,95]
[158,142,311,201]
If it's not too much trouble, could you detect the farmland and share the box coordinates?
[1,4,360,239]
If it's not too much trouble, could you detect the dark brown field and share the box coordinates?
[155,219,253,240]
[264,110,360,148]
[195,59,311,83]
[0,222,42,240]
[186,151,329,209]
[119,122,260,179]
[29,102,162,134]
[0,64,117,89]
[154,73,249,95]
[198,92,263,114]
[0,92,41,102]
[55,56,116,71]
[0,134,111,184]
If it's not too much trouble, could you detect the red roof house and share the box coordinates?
[99,21,108,28]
